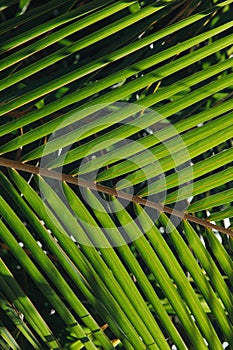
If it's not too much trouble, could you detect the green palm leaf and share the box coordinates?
[0,0,232,349]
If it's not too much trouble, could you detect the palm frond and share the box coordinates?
[0,0,232,349]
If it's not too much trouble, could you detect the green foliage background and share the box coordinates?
[0,0,232,349]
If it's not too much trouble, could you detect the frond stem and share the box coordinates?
[0,157,232,236]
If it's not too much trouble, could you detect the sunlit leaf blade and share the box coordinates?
[188,188,233,212]
[209,206,233,221]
